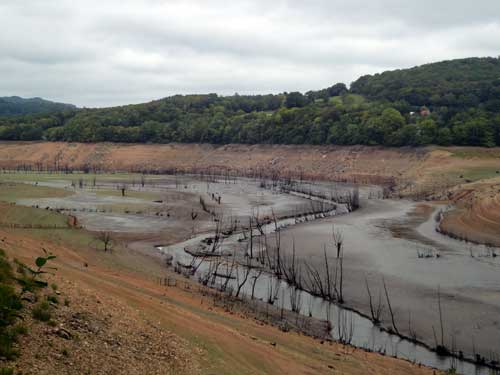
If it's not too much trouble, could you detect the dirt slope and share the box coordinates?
[0,141,425,184]
[1,142,498,188]
[439,177,500,246]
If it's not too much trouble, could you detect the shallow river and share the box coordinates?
[159,190,500,375]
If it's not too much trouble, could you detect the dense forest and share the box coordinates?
[0,96,75,117]
[1,57,500,147]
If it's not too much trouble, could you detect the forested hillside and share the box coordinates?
[1,57,499,147]
[0,96,75,116]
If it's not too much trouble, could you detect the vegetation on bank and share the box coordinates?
[0,248,56,373]
[0,57,499,147]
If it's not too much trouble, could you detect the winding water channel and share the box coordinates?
[11,174,500,374]
[158,180,500,375]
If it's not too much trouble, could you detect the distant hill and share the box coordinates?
[350,57,500,111]
[0,96,76,116]
[0,57,499,147]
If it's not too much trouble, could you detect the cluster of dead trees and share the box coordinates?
[279,182,360,213]
[253,218,347,305]
[189,203,351,312]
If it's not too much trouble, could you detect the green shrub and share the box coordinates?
[47,295,59,305]
[0,250,56,360]
[0,257,23,359]
[0,367,14,375]
[16,250,57,295]
[0,331,19,359]
[12,324,28,335]
[32,301,52,322]
[0,255,14,284]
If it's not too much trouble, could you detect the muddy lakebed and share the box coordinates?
[10,173,500,374]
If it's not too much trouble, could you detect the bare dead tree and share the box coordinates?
[210,214,225,253]
[199,196,209,213]
[190,254,208,275]
[281,240,301,288]
[253,209,265,235]
[120,184,127,197]
[191,209,198,234]
[304,261,327,298]
[365,277,383,324]
[250,268,264,299]
[191,210,198,220]
[199,262,214,286]
[332,226,345,303]
[235,258,252,298]
[382,277,399,335]
[264,234,273,270]
[323,245,335,301]
[408,311,417,341]
[248,216,254,258]
[337,309,354,345]
[210,257,224,286]
[279,288,286,320]
[267,277,280,305]
[220,255,236,292]
[438,285,445,349]
[289,287,303,314]
[271,209,282,278]
[98,231,114,252]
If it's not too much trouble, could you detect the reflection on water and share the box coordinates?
[159,210,499,375]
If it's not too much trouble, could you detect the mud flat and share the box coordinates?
[272,197,500,367]
[158,197,498,375]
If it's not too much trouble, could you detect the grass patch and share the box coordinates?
[25,227,96,250]
[0,182,72,203]
[32,301,52,322]
[0,204,69,228]
[0,171,157,184]
[449,149,500,159]
[443,167,500,182]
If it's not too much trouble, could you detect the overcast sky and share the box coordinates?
[1,0,499,107]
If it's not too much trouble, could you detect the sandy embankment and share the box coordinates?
[438,177,500,246]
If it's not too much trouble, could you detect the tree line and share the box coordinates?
[1,57,500,147]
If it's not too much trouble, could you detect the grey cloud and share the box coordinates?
[0,0,499,107]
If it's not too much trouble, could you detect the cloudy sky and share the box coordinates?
[1,0,499,107]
